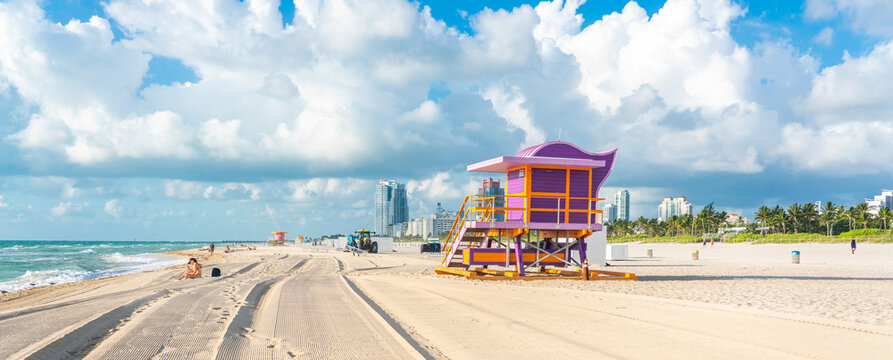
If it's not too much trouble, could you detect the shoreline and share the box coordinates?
[0,246,213,301]
[0,244,252,303]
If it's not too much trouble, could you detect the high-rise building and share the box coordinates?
[615,190,630,221]
[374,180,408,236]
[866,189,893,215]
[603,203,617,223]
[476,178,505,221]
[402,203,456,238]
[657,196,692,221]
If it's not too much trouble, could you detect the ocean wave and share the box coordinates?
[103,252,156,264]
[80,249,97,254]
[0,269,91,292]
[0,256,184,293]
[31,257,65,262]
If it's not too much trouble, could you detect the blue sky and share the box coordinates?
[1,0,893,240]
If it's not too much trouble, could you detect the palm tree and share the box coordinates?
[819,202,838,236]
[754,206,771,235]
[854,203,871,229]
[770,205,787,234]
[678,214,693,236]
[787,203,801,234]
[801,202,818,233]
[666,216,678,236]
[714,211,728,233]
[877,207,892,230]
[697,205,716,235]
[839,207,855,231]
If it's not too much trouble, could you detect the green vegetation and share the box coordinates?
[607,201,893,244]
[607,234,701,244]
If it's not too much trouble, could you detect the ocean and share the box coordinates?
[0,240,210,293]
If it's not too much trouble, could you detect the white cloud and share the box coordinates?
[51,202,87,217]
[104,198,122,218]
[776,121,893,173]
[204,183,261,201]
[27,177,83,198]
[406,172,467,201]
[199,118,250,160]
[559,0,750,113]
[3,0,893,223]
[813,27,834,46]
[0,0,813,179]
[779,40,893,171]
[805,0,893,36]
[164,180,204,200]
[12,213,28,223]
[0,195,9,209]
[263,204,278,218]
[798,41,893,123]
[481,85,546,148]
[399,100,441,123]
[286,178,370,202]
[160,210,187,217]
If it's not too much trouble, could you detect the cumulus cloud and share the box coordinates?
[797,41,893,123]
[776,121,893,173]
[406,171,477,201]
[481,85,546,149]
[813,27,834,46]
[399,100,442,123]
[161,209,187,217]
[805,0,893,36]
[286,178,371,202]
[3,0,893,235]
[26,177,84,198]
[0,0,806,179]
[778,40,893,173]
[204,183,261,201]
[50,202,87,217]
[104,198,122,218]
[164,180,205,200]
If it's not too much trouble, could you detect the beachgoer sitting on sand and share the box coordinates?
[224,245,232,253]
[178,258,202,280]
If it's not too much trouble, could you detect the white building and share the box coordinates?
[615,190,630,221]
[404,213,455,238]
[657,196,692,221]
[866,190,893,215]
[603,203,616,223]
[725,213,749,225]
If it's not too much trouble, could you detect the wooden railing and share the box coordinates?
[440,194,605,262]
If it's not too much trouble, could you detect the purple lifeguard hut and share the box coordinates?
[436,141,636,280]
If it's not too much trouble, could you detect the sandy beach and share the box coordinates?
[0,242,891,359]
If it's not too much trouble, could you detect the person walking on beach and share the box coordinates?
[851,238,857,254]
[209,243,215,255]
[178,258,202,279]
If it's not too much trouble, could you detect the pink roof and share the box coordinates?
[467,141,613,173]
[467,156,605,173]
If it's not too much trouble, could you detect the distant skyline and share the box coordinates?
[2,0,893,239]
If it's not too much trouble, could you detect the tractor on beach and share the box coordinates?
[347,229,378,254]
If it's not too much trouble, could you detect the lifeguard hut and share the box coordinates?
[436,141,636,280]
[269,231,287,246]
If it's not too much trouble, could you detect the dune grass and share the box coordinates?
[608,230,893,244]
